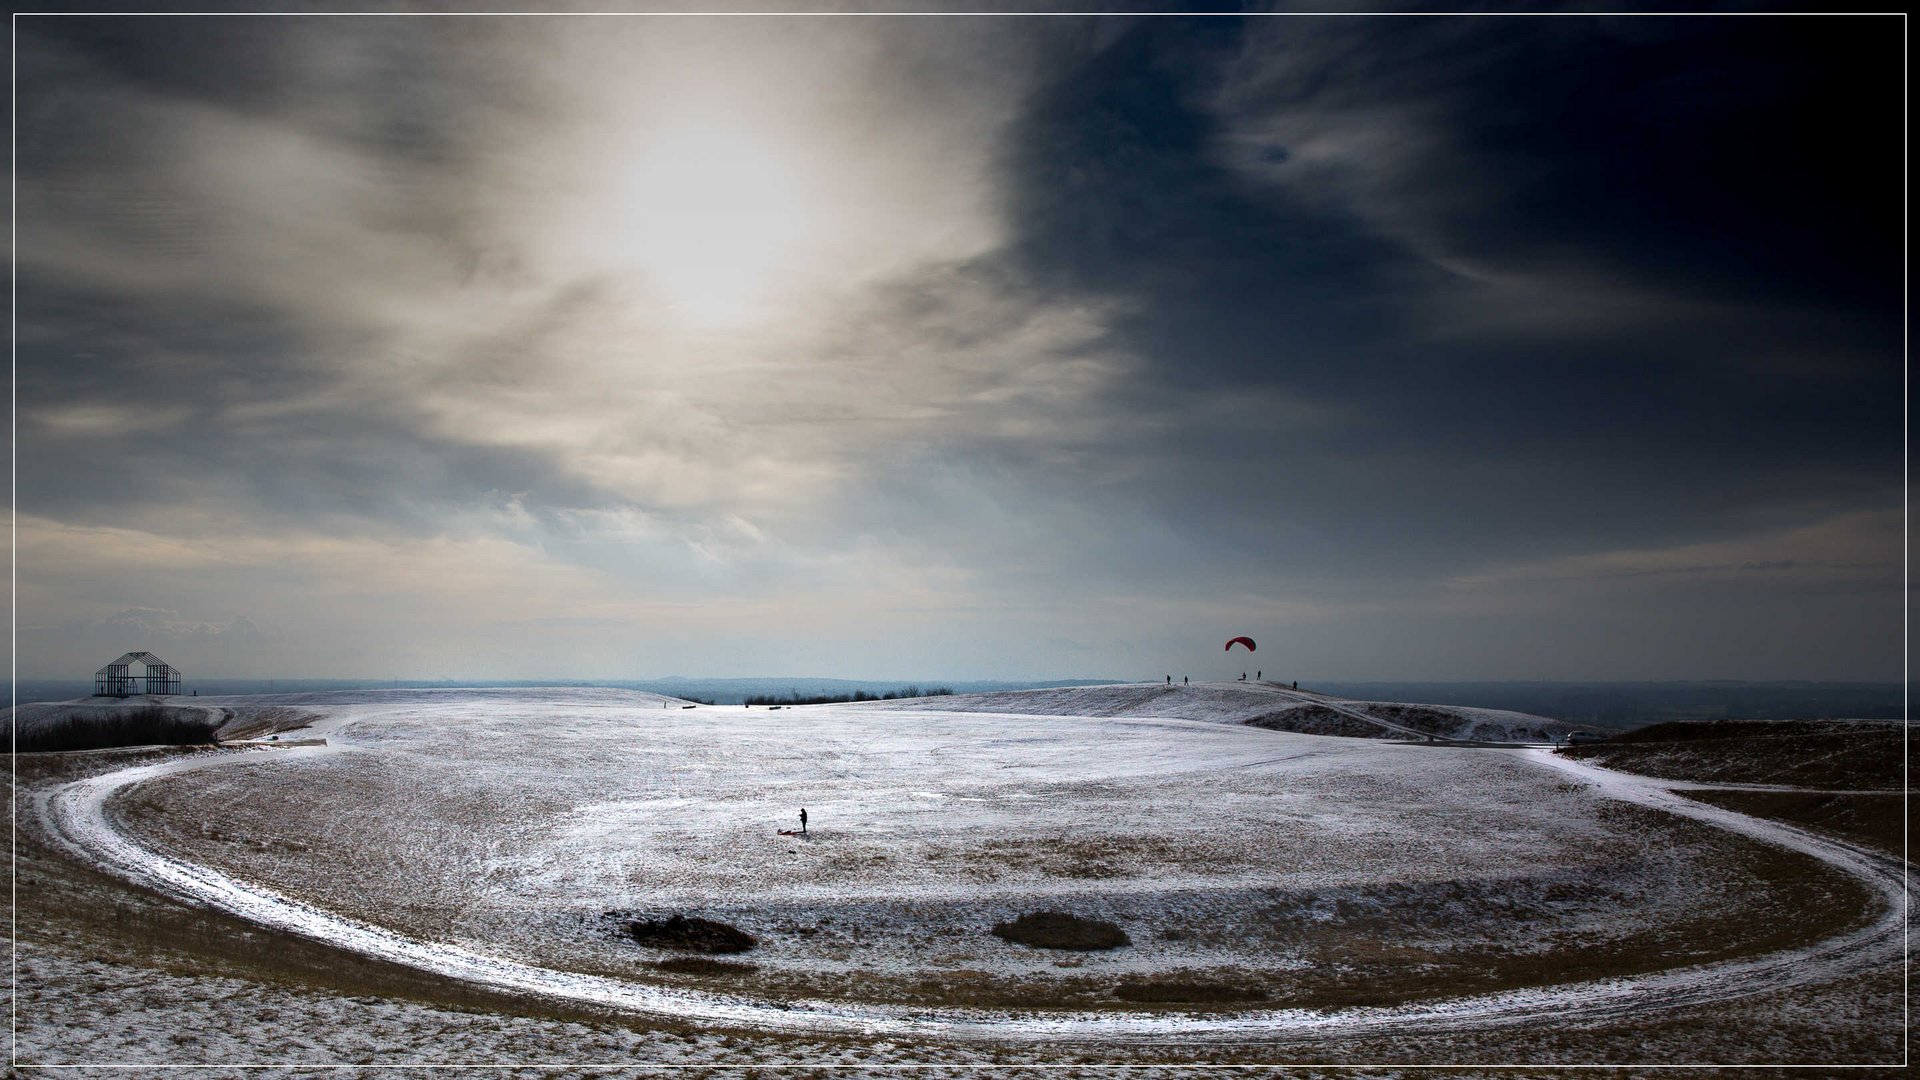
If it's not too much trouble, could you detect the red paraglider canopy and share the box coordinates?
[1225,636,1256,652]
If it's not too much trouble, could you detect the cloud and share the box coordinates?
[12,16,1904,681]
[95,608,269,644]
[28,605,272,678]
[16,17,1093,531]
[1442,508,1900,596]
[982,18,1899,566]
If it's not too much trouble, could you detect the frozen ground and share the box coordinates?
[17,685,1909,1068]
[14,939,1902,1076]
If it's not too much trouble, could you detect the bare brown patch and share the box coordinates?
[1114,974,1269,1004]
[991,911,1130,951]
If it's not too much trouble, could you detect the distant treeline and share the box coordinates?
[743,687,954,706]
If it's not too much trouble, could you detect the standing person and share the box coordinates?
[799,808,808,835]
[1166,675,1171,685]
[1183,676,1188,686]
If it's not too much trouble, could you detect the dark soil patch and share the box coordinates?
[650,956,759,976]
[991,911,1129,951]
[1679,789,1908,860]
[622,914,756,954]
[1113,976,1268,1004]
[1558,719,1901,790]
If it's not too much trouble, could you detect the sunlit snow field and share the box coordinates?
[104,687,1849,1010]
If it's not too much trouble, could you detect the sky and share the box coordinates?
[12,13,1906,684]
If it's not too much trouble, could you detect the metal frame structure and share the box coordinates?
[93,651,182,696]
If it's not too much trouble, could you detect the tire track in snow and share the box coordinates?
[37,731,1906,1045]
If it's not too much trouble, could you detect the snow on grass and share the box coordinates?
[20,686,1909,1064]
[88,688,1857,1018]
[10,941,1024,1076]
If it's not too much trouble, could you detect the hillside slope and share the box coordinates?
[1557,719,1902,790]
[870,681,1586,744]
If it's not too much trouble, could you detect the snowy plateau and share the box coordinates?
[9,684,1908,1076]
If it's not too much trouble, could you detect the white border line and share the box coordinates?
[1901,8,1911,1074]
[6,8,1910,1072]
[10,10,19,1075]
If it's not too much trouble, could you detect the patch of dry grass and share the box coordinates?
[1246,806,1879,1011]
[649,956,759,976]
[1559,719,1901,790]
[7,703,219,752]
[1679,789,1908,860]
[1113,973,1268,1004]
[954,834,1213,881]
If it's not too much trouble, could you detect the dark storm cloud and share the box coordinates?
[13,14,1901,680]
[989,16,1901,575]
[1005,19,1434,371]
[1378,16,1900,309]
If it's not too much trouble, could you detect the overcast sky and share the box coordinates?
[13,13,1904,683]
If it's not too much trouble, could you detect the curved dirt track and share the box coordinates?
[38,711,1907,1046]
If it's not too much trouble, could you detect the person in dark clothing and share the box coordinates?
[1166,675,1171,685]
[1183,676,1188,685]
[1257,670,1261,681]
[799,808,808,835]
[1292,680,1297,690]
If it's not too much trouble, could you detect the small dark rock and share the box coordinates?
[624,913,756,954]
[990,910,1129,951]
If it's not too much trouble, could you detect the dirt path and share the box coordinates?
[36,724,1907,1046]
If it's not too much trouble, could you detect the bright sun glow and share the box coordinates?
[615,126,816,324]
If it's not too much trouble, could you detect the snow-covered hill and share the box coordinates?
[871,681,1591,744]
[42,687,1887,1045]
